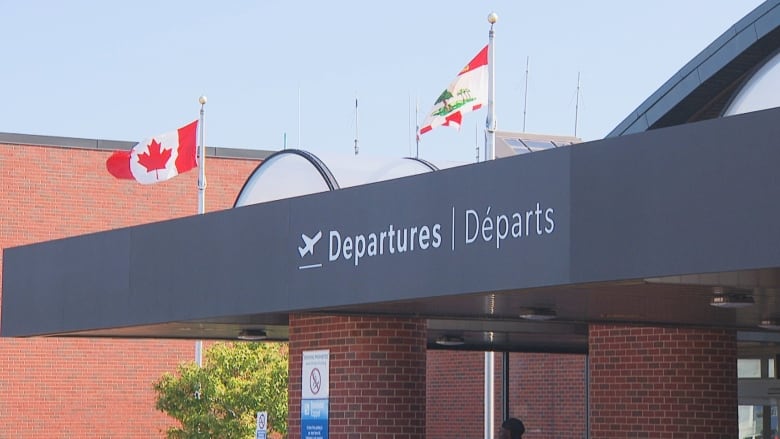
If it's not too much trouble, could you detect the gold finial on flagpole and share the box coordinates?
[488,11,498,26]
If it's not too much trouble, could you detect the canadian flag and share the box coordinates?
[106,120,198,184]
[419,45,488,136]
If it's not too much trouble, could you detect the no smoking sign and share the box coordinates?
[310,367,322,395]
[302,350,330,399]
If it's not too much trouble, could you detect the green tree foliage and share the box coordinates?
[154,342,288,439]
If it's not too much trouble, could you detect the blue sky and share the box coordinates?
[0,1,765,163]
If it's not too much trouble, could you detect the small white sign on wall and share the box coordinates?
[302,349,330,399]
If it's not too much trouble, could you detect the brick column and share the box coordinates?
[589,325,737,438]
[288,314,427,439]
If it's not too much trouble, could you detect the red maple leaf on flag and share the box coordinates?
[136,138,172,178]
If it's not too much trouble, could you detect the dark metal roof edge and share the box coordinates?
[232,148,341,208]
[206,146,275,160]
[607,0,780,137]
[0,131,275,160]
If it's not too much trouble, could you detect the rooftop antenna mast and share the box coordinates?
[523,56,529,132]
[354,96,359,155]
[475,122,480,163]
[415,97,420,158]
[574,72,580,137]
[407,94,412,157]
[298,87,301,148]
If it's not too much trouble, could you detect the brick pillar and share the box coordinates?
[589,325,737,438]
[288,314,427,439]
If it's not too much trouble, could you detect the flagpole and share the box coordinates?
[484,13,498,439]
[486,12,498,161]
[195,95,207,367]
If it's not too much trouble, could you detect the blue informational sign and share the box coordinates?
[255,410,267,439]
[301,398,329,439]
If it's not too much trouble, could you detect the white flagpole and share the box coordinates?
[486,12,498,161]
[195,95,207,367]
[484,13,498,439]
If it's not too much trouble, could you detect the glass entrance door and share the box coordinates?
[739,359,779,438]
[739,404,778,438]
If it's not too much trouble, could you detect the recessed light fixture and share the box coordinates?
[710,292,754,308]
[435,335,465,346]
[519,307,557,321]
[237,329,267,341]
[759,319,780,331]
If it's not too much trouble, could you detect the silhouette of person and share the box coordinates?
[500,417,525,439]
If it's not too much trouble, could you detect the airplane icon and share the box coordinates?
[298,231,322,257]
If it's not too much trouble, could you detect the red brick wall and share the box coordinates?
[427,351,587,439]
[7,141,730,439]
[426,350,487,438]
[589,325,737,438]
[0,141,260,438]
[288,314,427,439]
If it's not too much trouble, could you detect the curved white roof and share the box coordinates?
[723,50,780,117]
[234,149,464,207]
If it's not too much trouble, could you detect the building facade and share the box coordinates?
[0,136,587,437]
[5,1,780,438]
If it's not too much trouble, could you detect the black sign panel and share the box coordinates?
[8,107,780,336]
[286,150,571,308]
